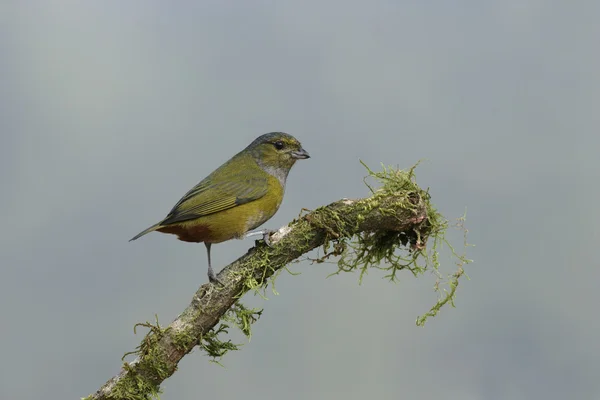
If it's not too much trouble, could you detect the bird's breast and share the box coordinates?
[242,175,284,232]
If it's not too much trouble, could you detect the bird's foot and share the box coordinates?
[261,229,275,247]
[207,266,225,286]
[244,229,275,247]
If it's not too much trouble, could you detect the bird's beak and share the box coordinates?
[291,148,310,159]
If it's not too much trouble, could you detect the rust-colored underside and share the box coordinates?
[157,224,213,243]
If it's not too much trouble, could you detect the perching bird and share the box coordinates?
[129,132,310,283]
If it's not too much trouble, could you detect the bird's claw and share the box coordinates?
[244,229,275,247]
[207,267,225,286]
[262,229,275,247]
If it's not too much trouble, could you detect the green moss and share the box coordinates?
[312,162,472,326]
[108,361,163,400]
[171,327,198,353]
[106,316,172,400]
[415,211,472,326]
[198,323,241,364]
[222,303,263,340]
[192,303,263,366]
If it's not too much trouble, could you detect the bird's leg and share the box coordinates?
[243,229,275,247]
[205,242,223,285]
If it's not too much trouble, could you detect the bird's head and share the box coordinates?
[247,132,310,174]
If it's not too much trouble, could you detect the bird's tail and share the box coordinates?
[129,223,162,242]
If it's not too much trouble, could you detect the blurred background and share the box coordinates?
[2,2,599,399]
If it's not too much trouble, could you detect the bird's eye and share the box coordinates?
[273,140,285,150]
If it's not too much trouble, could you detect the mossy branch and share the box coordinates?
[85,164,471,400]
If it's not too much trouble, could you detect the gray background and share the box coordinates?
[2,2,598,399]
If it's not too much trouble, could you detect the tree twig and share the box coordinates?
[85,165,458,400]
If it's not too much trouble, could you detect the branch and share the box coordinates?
[86,165,463,400]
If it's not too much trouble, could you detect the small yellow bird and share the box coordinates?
[130,132,310,283]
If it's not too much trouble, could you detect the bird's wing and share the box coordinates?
[159,173,268,225]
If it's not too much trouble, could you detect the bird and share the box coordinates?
[129,132,310,283]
